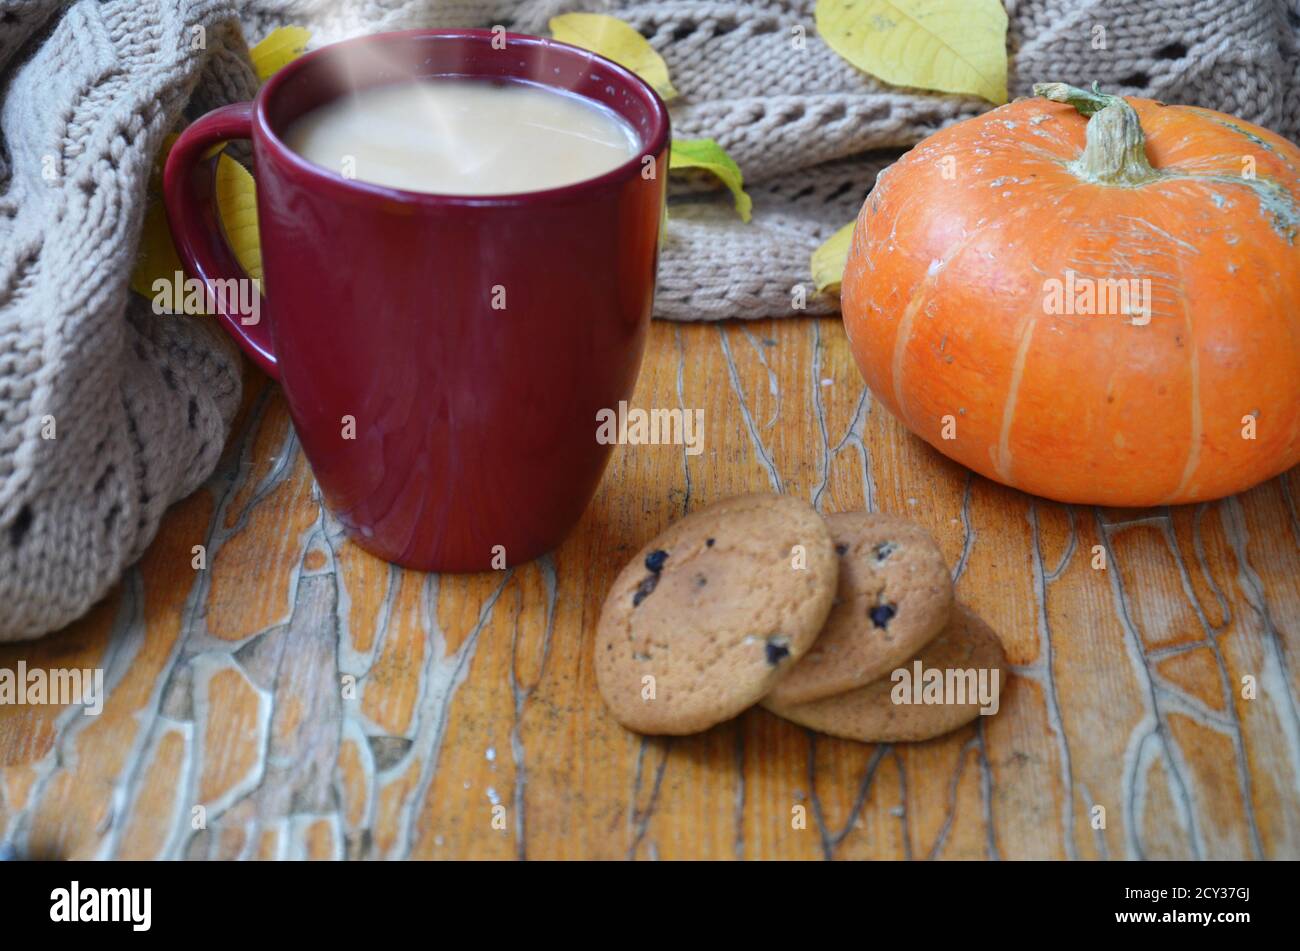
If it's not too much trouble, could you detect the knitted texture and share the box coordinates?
[0,0,254,640]
[1,0,1297,639]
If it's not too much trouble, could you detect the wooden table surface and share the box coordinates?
[1,315,1297,860]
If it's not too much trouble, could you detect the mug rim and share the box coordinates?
[254,27,672,208]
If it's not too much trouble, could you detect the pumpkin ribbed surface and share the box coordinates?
[842,93,1300,506]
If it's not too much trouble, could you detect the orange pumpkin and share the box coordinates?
[841,82,1300,506]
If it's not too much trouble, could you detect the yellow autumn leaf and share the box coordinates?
[132,196,204,313]
[549,13,677,101]
[215,154,262,282]
[810,221,856,295]
[669,138,752,223]
[816,0,1008,105]
[131,154,262,312]
[250,26,311,82]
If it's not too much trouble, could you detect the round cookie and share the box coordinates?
[763,605,1008,743]
[764,511,953,707]
[595,494,837,735]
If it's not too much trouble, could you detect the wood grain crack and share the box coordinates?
[1095,510,1204,859]
[673,326,694,515]
[718,326,783,493]
[806,732,889,860]
[627,737,670,859]
[507,556,558,861]
[1028,502,1078,859]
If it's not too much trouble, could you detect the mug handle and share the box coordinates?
[162,102,278,380]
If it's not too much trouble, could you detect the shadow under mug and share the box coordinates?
[164,29,670,572]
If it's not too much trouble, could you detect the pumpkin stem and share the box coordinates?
[1033,82,1162,187]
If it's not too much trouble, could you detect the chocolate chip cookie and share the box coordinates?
[764,511,952,706]
[595,494,837,735]
[763,604,1008,743]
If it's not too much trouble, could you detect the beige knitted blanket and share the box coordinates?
[2,0,1297,639]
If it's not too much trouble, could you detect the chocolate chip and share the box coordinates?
[765,636,791,665]
[706,538,715,547]
[632,573,659,607]
[869,603,897,628]
[645,549,669,573]
[835,543,849,556]
[873,541,898,562]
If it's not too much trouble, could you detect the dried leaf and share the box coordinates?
[816,0,1008,105]
[549,13,678,101]
[215,155,262,282]
[132,196,202,313]
[131,155,261,313]
[810,221,856,295]
[250,26,311,83]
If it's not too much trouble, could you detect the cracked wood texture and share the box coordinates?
[1,316,1298,860]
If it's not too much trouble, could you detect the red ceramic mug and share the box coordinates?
[164,29,670,571]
